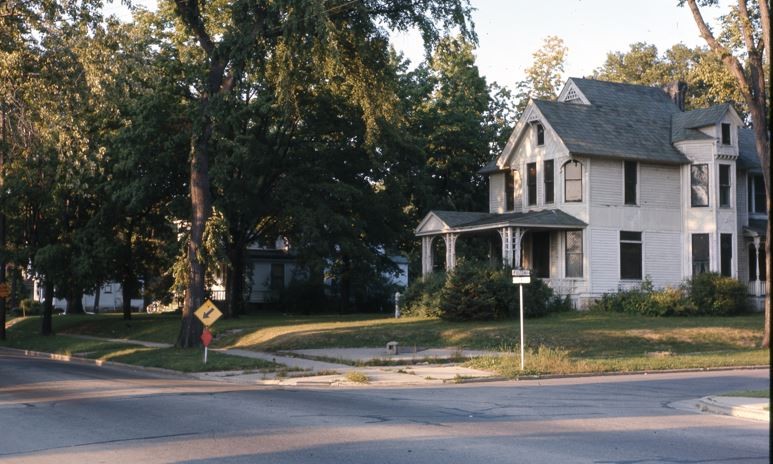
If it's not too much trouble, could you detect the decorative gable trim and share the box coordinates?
[415,212,450,235]
[558,79,590,105]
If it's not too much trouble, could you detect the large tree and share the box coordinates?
[168,0,474,347]
[514,35,568,114]
[681,0,770,347]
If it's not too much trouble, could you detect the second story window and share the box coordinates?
[505,170,515,211]
[544,160,554,204]
[536,123,545,146]
[527,162,537,206]
[719,164,731,208]
[691,164,709,207]
[721,123,731,145]
[624,161,637,205]
[748,174,766,214]
[564,160,583,202]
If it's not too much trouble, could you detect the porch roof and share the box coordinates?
[416,209,586,236]
[743,219,768,238]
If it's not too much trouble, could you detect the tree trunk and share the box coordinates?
[121,280,132,321]
[225,245,246,319]
[93,286,100,314]
[66,289,84,314]
[0,106,6,340]
[177,124,212,348]
[41,279,54,336]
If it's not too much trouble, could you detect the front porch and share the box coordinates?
[744,220,767,299]
[415,209,587,281]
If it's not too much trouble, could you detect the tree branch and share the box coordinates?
[174,0,215,57]
[685,0,753,103]
[737,0,759,54]
[758,0,771,70]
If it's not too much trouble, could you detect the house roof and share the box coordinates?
[738,128,761,170]
[744,219,768,237]
[478,158,504,174]
[532,98,689,164]
[416,209,586,236]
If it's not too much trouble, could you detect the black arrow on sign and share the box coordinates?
[204,308,215,318]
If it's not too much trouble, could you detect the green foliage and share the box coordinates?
[401,262,570,321]
[688,272,749,316]
[19,299,44,316]
[591,274,747,317]
[515,35,567,114]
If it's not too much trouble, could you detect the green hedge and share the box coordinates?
[591,274,748,317]
[400,261,570,321]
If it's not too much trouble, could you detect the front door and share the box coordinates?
[532,231,550,278]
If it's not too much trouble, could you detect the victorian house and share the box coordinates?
[415,78,766,307]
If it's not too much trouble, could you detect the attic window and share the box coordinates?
[536,124,545,146]
[721,123,731,145]
[564,88,582,104]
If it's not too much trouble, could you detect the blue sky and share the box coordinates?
[106,0,727,91]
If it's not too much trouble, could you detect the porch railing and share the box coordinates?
[747,280,768,297]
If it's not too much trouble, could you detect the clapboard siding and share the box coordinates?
[640,164,680,209]
[590,227,619,294]
[644,231,682,287]
[489,172,505,213]
[590,159,622,206]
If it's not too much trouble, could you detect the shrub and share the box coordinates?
[401,262,570,321]
[19,299,43,316]
[399,271,445,318]
[688,272,748,316]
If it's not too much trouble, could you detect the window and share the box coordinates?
[624,161,637,205]
[527,162,537,206]
[270,263,285,291]
[721,123,731,145]
[505,171,514,211]
[565,231,583,278]
[719,164,731,207]
[749,244,767,281]
[691,164,709,207]
[536,123,545,146]
[544,160,554,204]
[720,234,732,277]
[691,234,710,275]
[564,160,583,202]
[748,174,766,214]
[620,231,642,280]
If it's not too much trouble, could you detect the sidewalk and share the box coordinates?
[695,395,769,422]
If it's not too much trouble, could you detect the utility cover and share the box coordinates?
[194,300,223,327]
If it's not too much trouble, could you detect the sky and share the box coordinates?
[105,0,728,91]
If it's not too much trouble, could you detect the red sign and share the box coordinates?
[201,327,213,347]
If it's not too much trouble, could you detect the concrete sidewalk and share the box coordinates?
[695,395,769,422]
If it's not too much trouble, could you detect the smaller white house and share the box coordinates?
[416,78,767,307]
[33,281,144,313]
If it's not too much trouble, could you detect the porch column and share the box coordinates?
[512,228,526,269]
[753,237,761,296]
[499,227,513,267]
[421,236,434,276]
[444,233,459,271]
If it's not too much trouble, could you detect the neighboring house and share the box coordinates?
[33,281,144,313]
[415,78,767,307]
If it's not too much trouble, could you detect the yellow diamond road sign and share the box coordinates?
[194,300,222,327]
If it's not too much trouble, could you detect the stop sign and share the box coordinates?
[201,327,213,347]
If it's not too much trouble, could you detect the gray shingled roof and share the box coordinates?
[478,158,503,174]
[425,209,586,233]
[534,98,689,164]
[671,103,732,143]
[738,128,761,170]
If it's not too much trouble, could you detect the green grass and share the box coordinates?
[719,389,770,398]
[344,371,369,384]
[3,311,768,376]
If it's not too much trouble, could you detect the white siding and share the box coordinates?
[736,172,749,283]
[589,159,622,206]
[589,227,620,294]
[644,231,682,287]
[640,164,680,209]
[489,172,505,213]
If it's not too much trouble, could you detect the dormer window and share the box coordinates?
[536,124,545,146]
[721,123,731,145]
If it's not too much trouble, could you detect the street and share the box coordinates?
[0,351,768,464]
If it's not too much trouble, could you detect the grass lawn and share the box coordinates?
[718,389,770,398]
[2,310,768,376]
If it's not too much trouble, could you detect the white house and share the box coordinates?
[415,78,767,307]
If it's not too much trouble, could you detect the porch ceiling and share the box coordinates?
[416,209,586,236]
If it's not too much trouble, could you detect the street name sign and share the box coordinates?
[194,300,223,327]
[512,269,531,284]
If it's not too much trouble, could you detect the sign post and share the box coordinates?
[194,300,222,364]
[512,269,531,370]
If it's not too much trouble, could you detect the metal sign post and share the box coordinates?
[512,269,531,370]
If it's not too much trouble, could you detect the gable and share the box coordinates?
[497,101,570,168]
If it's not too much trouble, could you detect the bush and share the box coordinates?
[688,272,748,316]
[19,299,43,316]
[591,274,747,317]
[400,261,570,321]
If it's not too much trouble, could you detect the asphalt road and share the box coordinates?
[0,351,768,464]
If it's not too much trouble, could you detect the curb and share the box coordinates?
[697,396,770,422]
[0,346,193,379]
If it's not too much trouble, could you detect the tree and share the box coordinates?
[515,36,568,114]
[681,0,770,347]
[168,0,474,347]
